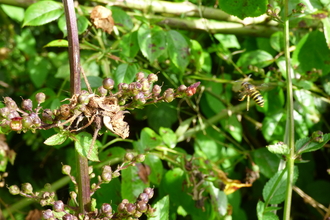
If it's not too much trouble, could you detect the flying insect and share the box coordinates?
[238,79,264,111]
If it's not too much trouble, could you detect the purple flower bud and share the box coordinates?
[0,107,10,118]
[22,116,33,129]
[143,188,154,199]
[126,203,136,214]
[186,82,201,97]
[101,203,112,213]
[103,78,115,90]
[138,193,149,203]
[21,99,33,111]
[101,165,112,182]
[118,83,128,90]
[43,209,54,219]
[140,79,150,92]
[54,200,64,212]
[152,85,161,97]
[124,152,134,162]
[178,85,187,93]
[136,72,145,81]
[136,201,148,213]
[7,111,20,120]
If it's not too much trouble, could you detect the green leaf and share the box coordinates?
[111,7,133,31]
[144,154,163,185]
[194,129,223,162]
[1,5,24,22]
[58,14,89,37]
[236,50,274,73]
[121,166,148,202]
[190,40,204,71]
[321,17,330,50]
[256,200,265,220]
[138,24,166,63]
[166,30,189,71]
[214,34,240,49]
[219,0,267,19]
[266,142,290,155]
[44,39,68,48]
[270,31,284,52]
[81,76,103,89]
[252,148,280,178]
[263,87,285,116]
[0,149,8,172]
[148,195,169,220]
[15,29,36,55]
[263,167,298,205]
[28,56,51,88]
[209,182,227,216]
[176,117,195,142]
[159,127,177,149]
[292,31,330,74]
[262,110,286,142]
[74,132,100,161]
[120,31,139,58]
[44,133,68,146]
[134,127,162,153]
[23,1,63,27]
[220,114,242,143]
[99,147,126,164]
[295,133,330,154]
[146,102,177,132]
[114,63,139,86]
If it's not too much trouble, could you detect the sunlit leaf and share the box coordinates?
[114,63,139,86]
[44,133,68,146]
[159,127,177,149]
[121,166,148,202]
[166,30,189,71]
[219,0,267,19]
[23,1,63,26]
[148,195,169,220]
[74,132,100,161]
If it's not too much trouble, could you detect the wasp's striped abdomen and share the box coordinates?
[251,91,264,107]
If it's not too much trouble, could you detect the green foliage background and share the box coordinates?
[0,0,330,219]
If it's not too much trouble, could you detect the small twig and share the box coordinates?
[81,67,93,94]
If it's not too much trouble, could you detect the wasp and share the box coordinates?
[238,80,264,111]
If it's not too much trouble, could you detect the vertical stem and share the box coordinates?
[62,0,91,214]
[283,0,295,219]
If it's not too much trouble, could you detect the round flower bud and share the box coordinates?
[101,203,112,213]
[8,185,20,195]
[21,99,33,111]
[4,97,18,110]
[7,111,20,120]
[117,202,126,212]
[135,154,145,163]
[136,72,145,81]
[78,93,90,105]
[21,183,33,194]
[140,78,150,92]
[147,74,158,83]
[138,193,149,203]
[0,120,11,133]
[143,188,154,199]
[112,171,120,178]
[133,211,142,218]
[101,165,112,182]
[124,152,134,162]
[98,86,107,97]
[136,201,148,213]
[43,209,54,219]
[63,214,74,220]
[36,92,46,104]
[0,107,10,118]
[103,78,115,90]
[22,116,33,129]
[29,113,41,128]
[152,85,161,97]
[54,200,64,212]
[42,192,50,199]
[177,85,187,93]
[118,83,128,91]
[126,203,136,214]
[62,165,71,175]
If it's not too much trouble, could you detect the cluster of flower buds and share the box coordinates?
[8,183,56,207]
[114,188,155,219]
[0,93,45,134]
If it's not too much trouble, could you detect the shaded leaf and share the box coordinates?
[166,30,189,71]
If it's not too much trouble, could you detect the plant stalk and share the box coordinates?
[62,0,91,214]
[283,0,295,219]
